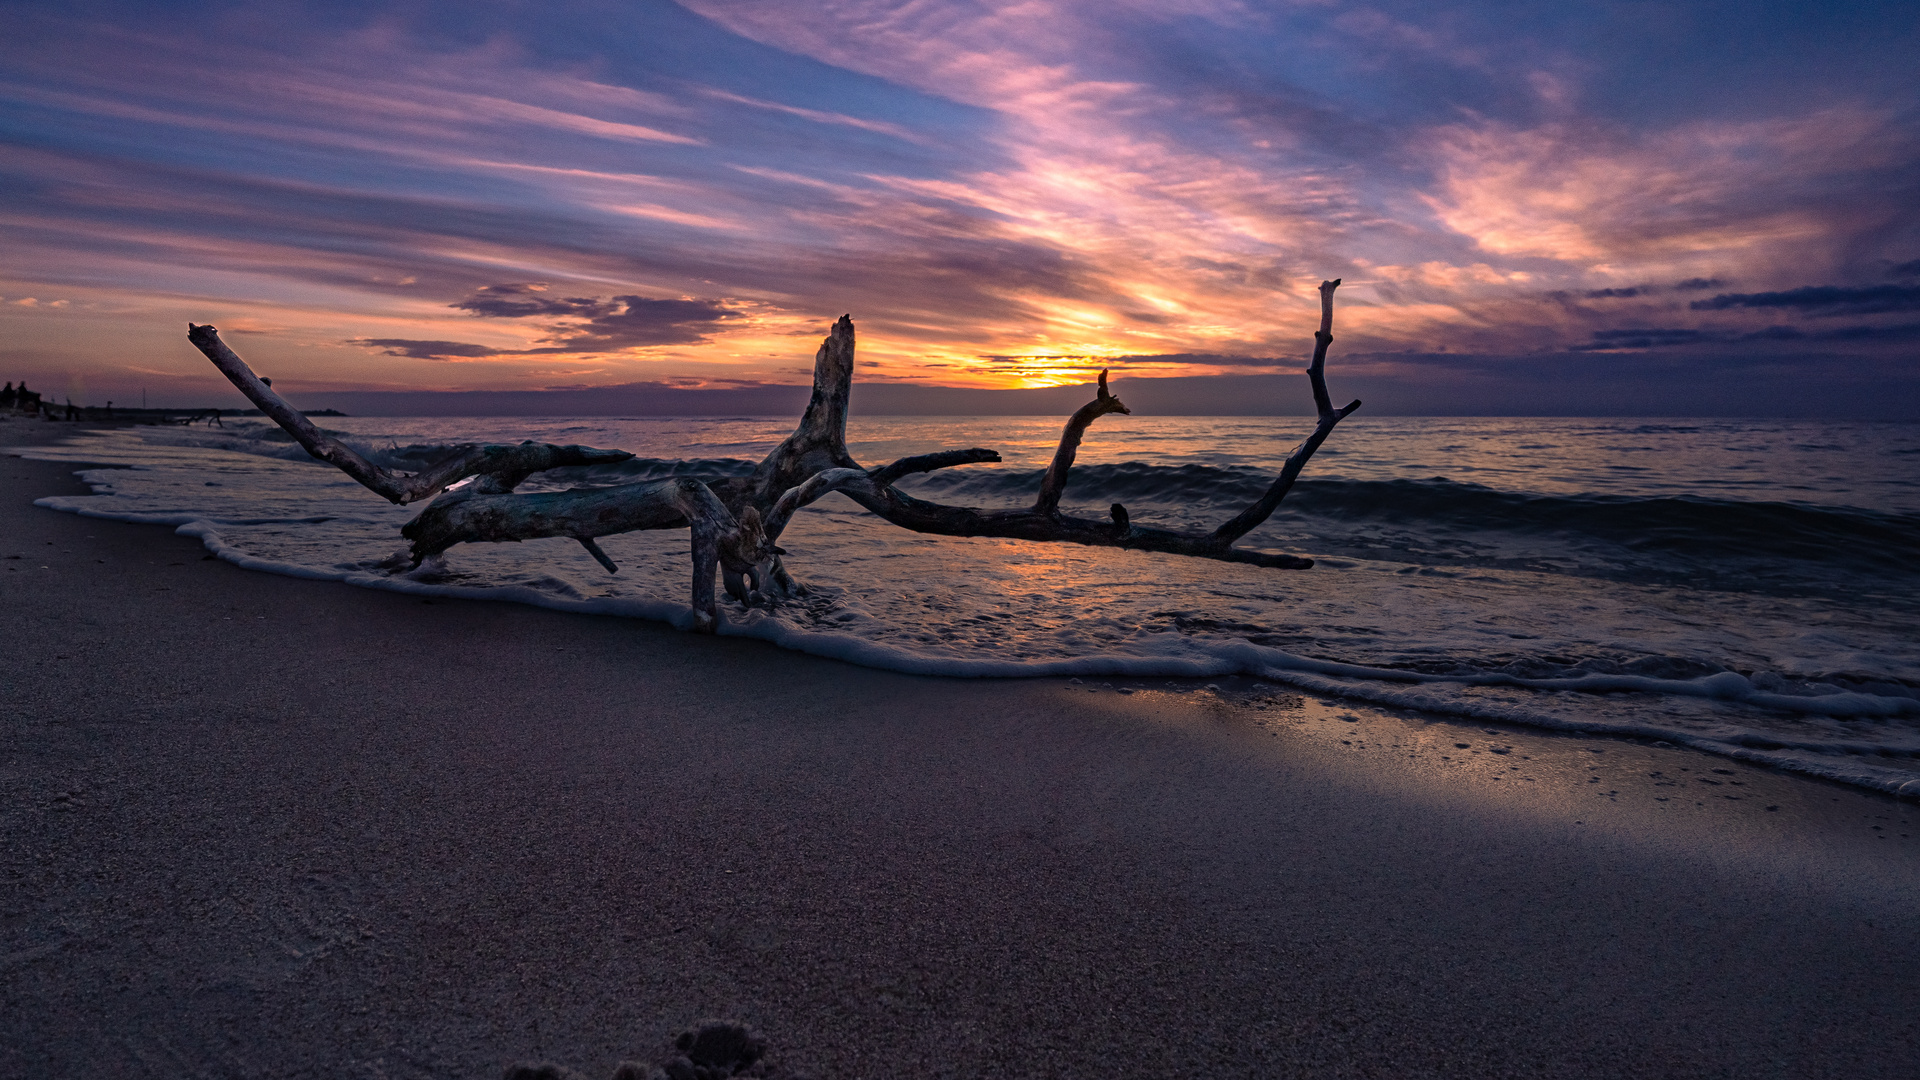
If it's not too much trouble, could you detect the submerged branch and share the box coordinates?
[402,478,771,632]
[763,469,1313,569]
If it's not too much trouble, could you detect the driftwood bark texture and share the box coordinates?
[187,280,1360,630]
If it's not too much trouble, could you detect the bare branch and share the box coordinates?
[188,323,402,501]
[1207,279,1361,546]
[762,447,998,543]
[187,323,633,503]
[408,442,638,497]
[760,467,871,545]
[578,537,619,574]
[868,448,1002,487]
[1033,369,1129,516]
[835,479,1314,568]
[750,464,1315,568]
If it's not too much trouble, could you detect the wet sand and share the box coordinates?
[4,420,1917,1079]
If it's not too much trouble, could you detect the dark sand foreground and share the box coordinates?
[4,421,1917,1079]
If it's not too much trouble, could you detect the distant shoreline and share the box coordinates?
[3,405,348,424]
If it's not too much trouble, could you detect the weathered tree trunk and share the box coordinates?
[187,280,1359,628]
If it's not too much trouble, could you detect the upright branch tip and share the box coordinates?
[1031,369,1130,516]
[1203,277,1355,547]
[1317,279,1341,340]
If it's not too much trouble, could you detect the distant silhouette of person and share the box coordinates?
[1,382,14,408]
[104,400,112,419]
[66,398,77,421]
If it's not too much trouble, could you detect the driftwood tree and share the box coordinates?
[188,280,1360,631]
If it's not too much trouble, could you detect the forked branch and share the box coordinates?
[1207,279,1361,546]
[753,280,1358,570]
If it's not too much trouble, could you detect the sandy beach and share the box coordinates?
[4,419,1916,1079]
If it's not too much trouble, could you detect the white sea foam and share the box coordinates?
[24,417,1920,797]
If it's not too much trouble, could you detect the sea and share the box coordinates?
[24,414,1920,796]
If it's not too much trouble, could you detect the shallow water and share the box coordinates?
[26,414,1920,795]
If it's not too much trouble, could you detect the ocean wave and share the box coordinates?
[895,465,1920,580]
[139,424,1920,579]
[1284,477,1920,570]
[114,423,1920,590]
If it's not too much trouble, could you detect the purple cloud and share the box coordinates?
[1690,285,1920,316]
[354,339,505,360]
[452,285,737,349]
[451,284,612,319]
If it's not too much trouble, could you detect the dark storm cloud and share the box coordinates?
[354,339,504,360]
[1690,285,1920,315]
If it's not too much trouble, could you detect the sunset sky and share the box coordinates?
[2,1,1916,415]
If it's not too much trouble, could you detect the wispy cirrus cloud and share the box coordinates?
[1418,109,1916,276]
[0,0,1915,412]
